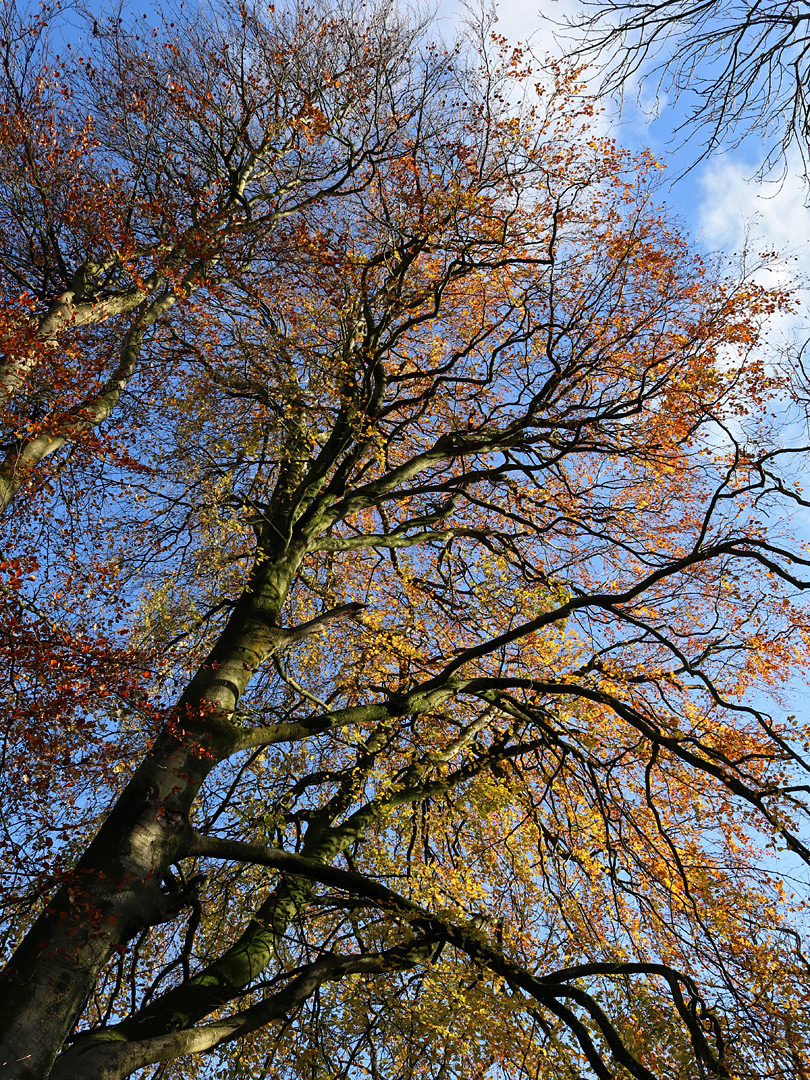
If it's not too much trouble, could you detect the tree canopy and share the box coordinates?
[0,2,810,1078]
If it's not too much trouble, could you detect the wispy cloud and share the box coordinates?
[699,156,810,281]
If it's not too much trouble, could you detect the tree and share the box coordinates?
[0,1,809,1078]
[561,0,810,182]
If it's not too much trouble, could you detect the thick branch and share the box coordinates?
[182,833,726,1078]
[52,944,432,1080]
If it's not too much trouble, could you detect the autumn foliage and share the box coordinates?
[0,2,809,1078]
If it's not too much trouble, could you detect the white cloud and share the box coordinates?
[699,157,810,279]
[697,156,810,349]
[432,0,562,53]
